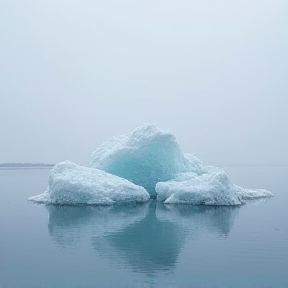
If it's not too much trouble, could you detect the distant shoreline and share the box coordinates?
[0,163,55,169]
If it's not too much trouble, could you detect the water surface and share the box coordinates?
[0,166,287,288]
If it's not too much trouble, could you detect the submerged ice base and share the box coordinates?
[28,161,150,205]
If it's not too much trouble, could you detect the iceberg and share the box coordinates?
[28,124,274,207]
[90,124,207,197]
[156,169,274,205]
[28,161,150,205]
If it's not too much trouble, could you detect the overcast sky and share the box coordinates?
[0,0,287,166]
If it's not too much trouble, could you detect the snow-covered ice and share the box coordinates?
[156,169,274,205]
[156,170,242,205]
[28,161,150,205]
[90,124,207,197]
[235,185,274,201]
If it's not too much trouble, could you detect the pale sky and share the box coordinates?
[0,0,287,166]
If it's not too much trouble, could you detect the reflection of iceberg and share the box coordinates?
[46,201,240,274]
[92,202,185,274]
[47,204,149,247]
[156,203,239,237]
[91,202,240,274]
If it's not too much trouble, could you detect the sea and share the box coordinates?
[0,165,287,288]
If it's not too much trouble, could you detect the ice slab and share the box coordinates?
[90,124,207,197]
[28,161,150,205]
[235,185,274,201]
[156,169,274,205]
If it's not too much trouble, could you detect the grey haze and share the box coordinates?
[0,0,287,166]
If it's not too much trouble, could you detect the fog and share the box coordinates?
[0,0,287,166]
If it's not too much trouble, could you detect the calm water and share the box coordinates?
[0,166,287,288]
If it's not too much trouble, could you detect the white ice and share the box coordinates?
[28,161,150,205]
[156,169,274,205]
[90,124,207,197]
